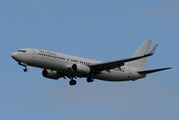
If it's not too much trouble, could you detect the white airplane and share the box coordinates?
[11,40,171,86]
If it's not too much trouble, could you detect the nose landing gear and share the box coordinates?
[18,62,28,72]
[23,67,28,72]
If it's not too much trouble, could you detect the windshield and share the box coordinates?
[17,50,26,53]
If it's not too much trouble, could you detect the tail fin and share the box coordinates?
[126,40,152,71]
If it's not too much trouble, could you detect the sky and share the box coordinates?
[0,0,179,120]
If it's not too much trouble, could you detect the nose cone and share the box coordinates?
[11,52,19,61]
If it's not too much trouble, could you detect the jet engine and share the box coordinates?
[71,63,90,75]
[42,69,61,80]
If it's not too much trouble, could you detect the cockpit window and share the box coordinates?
[17,50,27,52]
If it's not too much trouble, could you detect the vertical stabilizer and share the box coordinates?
[126,40,151,71]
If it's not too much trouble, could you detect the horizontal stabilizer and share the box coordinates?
[138,67,172,74]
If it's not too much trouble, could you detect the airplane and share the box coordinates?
[11,40,171,86]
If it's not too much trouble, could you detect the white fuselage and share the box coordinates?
[11,48,146,82]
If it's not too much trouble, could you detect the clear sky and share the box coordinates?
[0,0,178,120]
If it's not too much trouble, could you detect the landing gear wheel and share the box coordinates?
[23,68,28,72]
[72,80,76,85]
[69,80,77,86]
[87,77,94,83]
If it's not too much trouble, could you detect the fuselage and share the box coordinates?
[11,48,146,82]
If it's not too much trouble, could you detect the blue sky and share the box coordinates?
[0,0,178,120]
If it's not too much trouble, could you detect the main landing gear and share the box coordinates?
[69,76,94,86]
[87,77,94,83]
[87,74,94,83]
[69,77,77,86]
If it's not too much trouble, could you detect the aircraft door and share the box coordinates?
[32,49,37,58]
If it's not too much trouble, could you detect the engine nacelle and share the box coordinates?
[71,63,90,75]
[42,69,61,80]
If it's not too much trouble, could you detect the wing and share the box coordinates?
[89,44,158,72]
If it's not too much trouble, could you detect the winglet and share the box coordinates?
[149,44,158,55]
